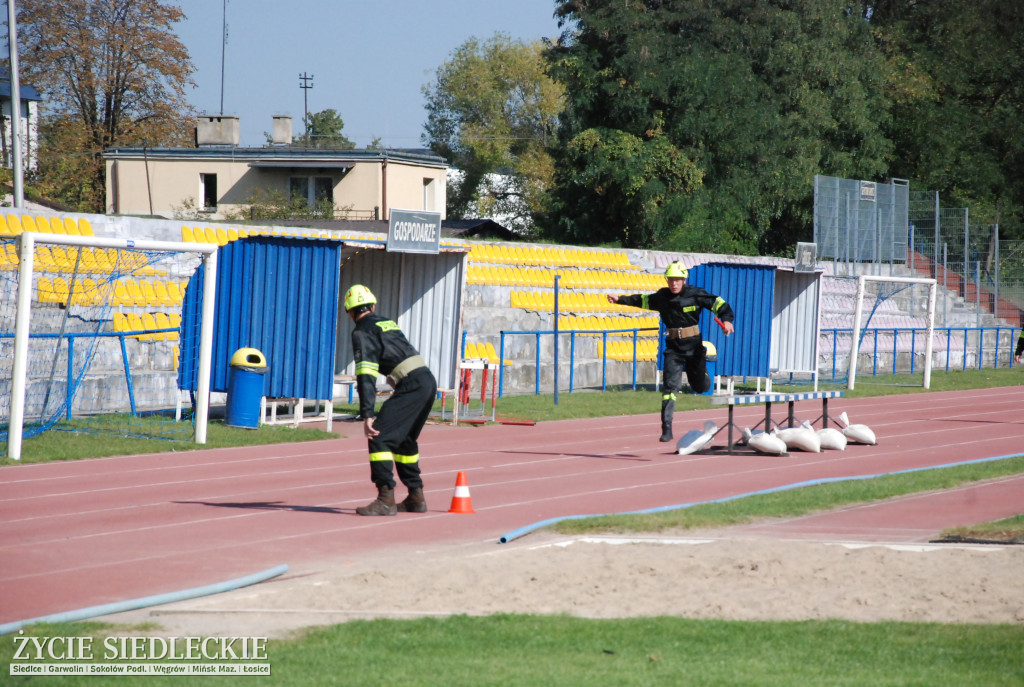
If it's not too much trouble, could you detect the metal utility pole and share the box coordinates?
[299,72,314,142]
[7,0,25,208]
[219,0,228,114]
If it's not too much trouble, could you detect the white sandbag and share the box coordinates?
[677,420,717,455]
[743,427,787,455]
[801,420,847,451]
[736,427,765,446]
[838,411,877,445]
[816,427,847,451]
[775,426,821,453]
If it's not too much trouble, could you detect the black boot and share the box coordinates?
[356,484,397,516]
[660,397,675,442]
[396,487,427,513]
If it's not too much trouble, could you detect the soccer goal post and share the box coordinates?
[5,232,218,460]
[847,274,937,391]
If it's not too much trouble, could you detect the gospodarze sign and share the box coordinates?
[387,209,441,254]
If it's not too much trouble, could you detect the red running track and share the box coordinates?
[2,388,1023,625]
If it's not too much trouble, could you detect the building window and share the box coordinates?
[289,176,334,209]
[200,173,218,211]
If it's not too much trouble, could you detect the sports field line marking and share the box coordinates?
[527,535,1008,553]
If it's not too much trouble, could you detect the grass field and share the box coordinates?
[2,617,1022,686]
[1,369,1021,685]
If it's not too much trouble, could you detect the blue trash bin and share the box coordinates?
[226,348,268,429]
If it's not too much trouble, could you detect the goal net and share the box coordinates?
[1,231,217,460]
[847,274,937,390]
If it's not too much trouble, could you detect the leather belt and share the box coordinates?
[387,354,427,386]
[666,326,700,340]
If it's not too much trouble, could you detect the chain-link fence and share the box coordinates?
[816,179,1024,326]
[813,175,909,273]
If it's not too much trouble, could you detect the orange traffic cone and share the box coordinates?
[448,471,475,514]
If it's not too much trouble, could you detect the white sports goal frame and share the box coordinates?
[847,274,937,390]
[7,232,219,460]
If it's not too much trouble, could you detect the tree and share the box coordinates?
[11,0,195,211]
[865,0,1024,238]
[545,0,892,252]
[295,108,355,149]
[423,33,564,235]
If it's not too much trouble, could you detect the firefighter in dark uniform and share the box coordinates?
[607,262,735,442]
[345,284,437,516]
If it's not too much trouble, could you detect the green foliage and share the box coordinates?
[868,0,1024,238]
[15,0,196,212]
[544,0,892,252]
[423,33,564,235]
[294,109,355,149]
[221,188,345,222]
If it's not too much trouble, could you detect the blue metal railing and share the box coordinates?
[479,325,1020,397]
[1,327,180,422]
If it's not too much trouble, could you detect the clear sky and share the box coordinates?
[173,0,564,148]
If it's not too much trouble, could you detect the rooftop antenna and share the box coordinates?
[299,72,313,141]
[219,0,228,114]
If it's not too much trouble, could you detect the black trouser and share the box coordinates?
[663,337,709,394]
[366,367,437,490]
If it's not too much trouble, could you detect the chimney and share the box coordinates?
[195,115,240,147]
[272,115,293,145]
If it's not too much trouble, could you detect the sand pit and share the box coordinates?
[114,530,1024,639]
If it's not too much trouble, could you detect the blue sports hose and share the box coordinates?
[0,564,288,636]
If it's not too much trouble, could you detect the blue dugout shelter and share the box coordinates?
[690,262,823,384]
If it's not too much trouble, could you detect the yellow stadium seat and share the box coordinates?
[113,313,129,334]
[112,280,129,306]
[485,342,511,366]
[141,313,161,340]
[227,228,239,242]
[37,277,55,302]
[167,281,185,305]
[5,214,22,235]
[33,246,55,271]
[20,215,38,233]
[78,278,99,306]
[126,312,147,340]
[125,280,146,306]
[215,228,229,246]
[182,226,196,242]
[79,248,99,272]
[153,280,172,306]
[173,345,180,371]
[51,277,70,304]
[0,215,13,236]
[140,280,160,306]
[64,217,81,235]
[47,217,66,233]
[154,312,177,341]
[78,218,94,236]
